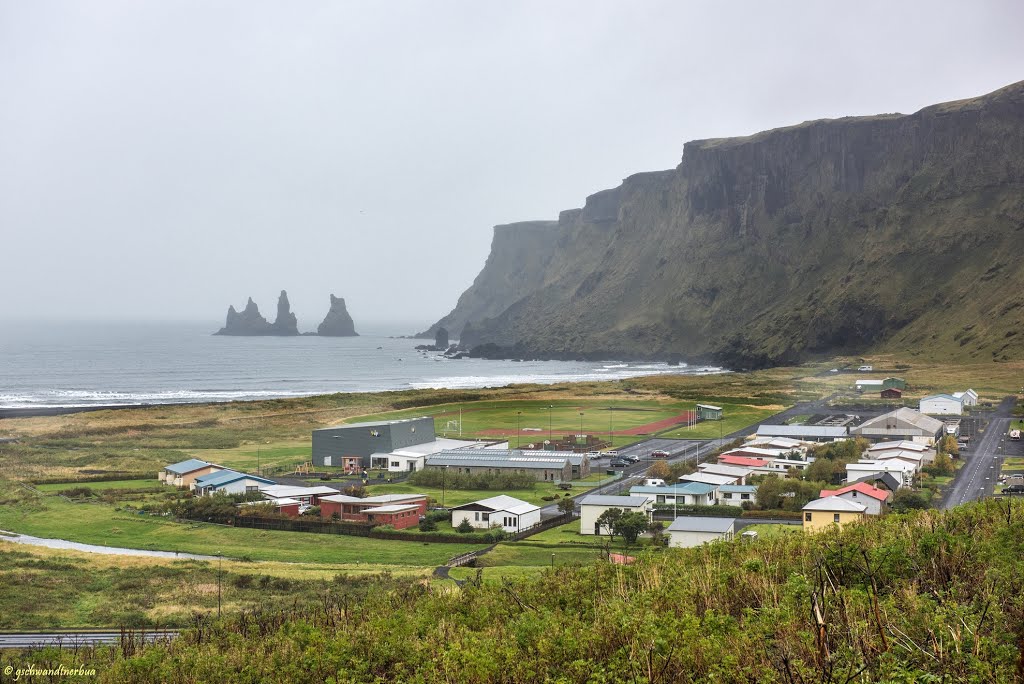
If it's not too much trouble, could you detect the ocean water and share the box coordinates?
[0,321,723,409]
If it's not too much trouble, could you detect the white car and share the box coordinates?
[858,365,873,372]
[604,450,618,457]
[586,451,601,460]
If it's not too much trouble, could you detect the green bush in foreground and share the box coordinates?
[12,500,1024,683]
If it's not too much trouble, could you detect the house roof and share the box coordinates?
[629,483,717,497]
[848,460,916,473]
[427,450,571,469]
[259,485,338,499]
[854,408,944,434]
[718,484,758,494]
[746,437,804,449]
[163,459,215,475]
[696,403,722,411]
[820,482,891,502]
[667,516,736,534]
[320,493,427,505]
[452,495,539,515]
[856,379,885,386]
[363,504,420,514]
[679,472,736,486]
[194,470,275,488]
[853,472,902,491]
[388,437,496,457]
[802,496,867,513]
[868,441,928,453]
[756,425,849,438]
[719,455,772,468]
[874,450,923,463]
[579,495,649,508]
[697,463,752,478]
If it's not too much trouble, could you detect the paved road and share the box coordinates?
[942,397,1017,509]
[0,631,179,649]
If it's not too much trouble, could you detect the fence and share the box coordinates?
[509,513,575,541]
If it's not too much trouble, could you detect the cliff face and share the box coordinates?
[428,81,1024,366]
[418,220,559,339]
[316,295,358,337]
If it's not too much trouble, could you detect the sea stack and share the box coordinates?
[214,291,300,336]
[271,290,299,335]
[316,294,358,337]
[435,327,449,349]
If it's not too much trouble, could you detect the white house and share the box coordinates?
[818,482,891,516]
[919,394,963,416]
[855,379,885,391]
[259,485,339,506]
[696,463,752,485]
[665,516,736,548]
[850,408,945,445]
[872,450,924,471]
[192,470,276,496]
[579,495,652,536]
[846,460,916,488]
[715,484,758,506]
[450,495,541,533]
[952,389,978,407]
[628,483,718,507]
[678,472,739,487]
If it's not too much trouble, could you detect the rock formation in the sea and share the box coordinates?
[435,327,449,349]
[214,291,300,336]
[316,294,359,337]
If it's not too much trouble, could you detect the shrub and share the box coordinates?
[343,485,367,498]
[59,486,95,498]
[409,469,536,491]
[418,518,438,532]
[456,519,474,534]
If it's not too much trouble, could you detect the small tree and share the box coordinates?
[930,450,954,476]
[596,508,624,540]
[614,512,651,546]
[647,520,668,547]
[301,505,321,517]
[646,460,671,480]
[418,518,438,532]
[557,497,575,516]
[456,518,474,534]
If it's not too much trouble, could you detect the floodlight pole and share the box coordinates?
[548,405,553,442]
[217,552,223,619]
[442,465,448,508]
[517,411,522,449]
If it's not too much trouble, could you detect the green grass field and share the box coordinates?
[364,472,612,508]
[660,402,782,439]
[0,495,475,567]
[34,479,162,492]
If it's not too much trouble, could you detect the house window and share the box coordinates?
[245,486,258,493]
[724,493,732,499]
[391,461,400,468]
[852,491,858,497]
[474,512,480,522]
[741,494,750,500]
[833,513,840,523]
[805,512,812,522]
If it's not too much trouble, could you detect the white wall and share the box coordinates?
[579,503,649,535]
[920,398,962,415]
[667,528,733,548]
[834,491,885,515]
[206,479,267,496]
[452,508,541,532]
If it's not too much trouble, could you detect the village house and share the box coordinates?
[240,497,302,518]
[865,440,935,465]
[696,463,753,485]
[953,389,978,406]
[846,460,916,488]
[666,516,736,548]
[578,495,652,536]
[802,496,867,532]
[679,472,739,487]
[818,482,891,516]
[192,470,276,496]
[259,485,339,507]
[318,493,428,529]
[159,459,224,488]
[629,482,718,507]
[715,484,758,506]
[450,495,541,533]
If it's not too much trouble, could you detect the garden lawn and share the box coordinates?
[0,496,475,567]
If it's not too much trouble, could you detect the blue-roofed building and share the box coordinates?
[192,469,275,496]
[715,484,758,506]
[628,482,718,506]
[160,458,225,488]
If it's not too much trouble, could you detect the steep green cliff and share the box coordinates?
[430,81,1024,367]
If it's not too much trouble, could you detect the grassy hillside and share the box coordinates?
[10,501,1024,682]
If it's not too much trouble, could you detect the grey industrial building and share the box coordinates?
[425,450,574,482]
[311,417,436,469]
[849,408,945,445]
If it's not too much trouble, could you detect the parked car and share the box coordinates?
[585,451,601,460]
[609,459,630,467]
[1001,484,1024,495]
[621,454,641,463]
[858,365,873,372]
[651,450,670,459]
[603,450,618,457]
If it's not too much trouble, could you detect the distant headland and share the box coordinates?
[214,291,358,337]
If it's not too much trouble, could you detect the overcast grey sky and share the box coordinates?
[2,1,1022,329]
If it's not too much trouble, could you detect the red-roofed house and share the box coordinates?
[818,482,891,516]
[719,455,771,469]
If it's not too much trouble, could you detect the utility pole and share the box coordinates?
[217,552,223,619]
[517,411,522,449]
[548,405,553,442]
[442,465,448,507]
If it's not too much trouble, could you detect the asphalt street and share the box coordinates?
[942,396,1017,509]
[0,631,179,649]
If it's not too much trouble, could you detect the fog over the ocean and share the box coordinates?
[1,1,1022,328]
